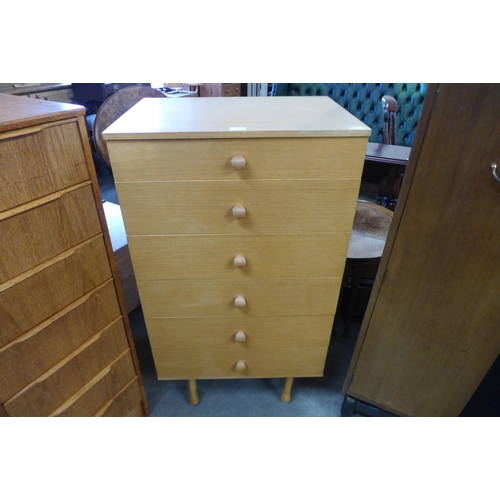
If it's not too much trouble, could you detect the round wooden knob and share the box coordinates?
[236,360,247,372]
[235,331,246,343]
[231,153,246,170]
[232,203,246,219]
[234,254,247,268]
[234,295,246,308]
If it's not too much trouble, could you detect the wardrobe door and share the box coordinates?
[345,84,500,417]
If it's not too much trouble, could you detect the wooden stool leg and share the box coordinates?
[281,377,294,403]
[188,379,200,405]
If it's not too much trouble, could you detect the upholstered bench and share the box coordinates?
[271,83,427,147]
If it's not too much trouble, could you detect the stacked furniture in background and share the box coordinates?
[200,83,242,97]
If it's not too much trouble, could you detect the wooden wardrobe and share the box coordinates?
[343,84,500,417]
[0,94,148,417]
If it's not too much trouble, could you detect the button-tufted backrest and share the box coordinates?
[271,83,427,147]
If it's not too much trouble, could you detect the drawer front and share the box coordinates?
[94,378,143,417]
[4,319,130,417]
[146,316,334,351]
[0,280,121,403]
[116,179,360,235]
[128,233,350,280]
[153,347,328,379]
[138,277,341,318]
[108,136,367,182]
[124,403,144,417]
[0,119,89,212]
[51,352,138,417]
[0,184,101,283]
[0,236,112,347]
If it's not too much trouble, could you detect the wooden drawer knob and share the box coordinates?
[232,203,246,219]
[235,331,247,343]
[234,295,246,308]
[236,360,247,372]
[231,153,246,170]
[234,254,247,268]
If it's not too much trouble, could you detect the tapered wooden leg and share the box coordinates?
[281,377,294,403]
[188,379,199,405]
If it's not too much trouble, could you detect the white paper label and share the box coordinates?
[229,127,247,131]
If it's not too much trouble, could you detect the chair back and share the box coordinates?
[94,85,166,167]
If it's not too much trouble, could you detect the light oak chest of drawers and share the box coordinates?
[104,96,370,403]
[0,94,147,417]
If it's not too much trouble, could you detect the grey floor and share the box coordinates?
[97,163,363,417]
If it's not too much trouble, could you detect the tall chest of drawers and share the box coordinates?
[104,96,370,403]
[0,94,148,417]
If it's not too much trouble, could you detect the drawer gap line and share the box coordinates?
[3,317,126,404]
[49,350,132,417]
[0,234,103,292]
[0,180,93,222]
[0,279,117,352]
[0,117,78,141]
[93,376,139,417]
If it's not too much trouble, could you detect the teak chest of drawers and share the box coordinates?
[104,96,370,403]
[0,94,147,417]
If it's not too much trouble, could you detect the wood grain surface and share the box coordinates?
[0,118,89,212]
[0,184,101,283]
[0,236,111,346]
[108,136,367,182]
[153,347,328,379]
[94,377,143,417]
[4,319,130,417]
[145,315,334,351]
[103,96,371,140]
[0,95,148,417]
[51,352,138,417]
[0,94,85,134]
[116,179,360,235]
[127,233,350,280]
[94,86,166,166]
[105,95,368,386]
[138,277,341,318]
[0,280,121,403]
[346,83,500,416]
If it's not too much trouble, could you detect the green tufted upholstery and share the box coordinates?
[271,83,427,147]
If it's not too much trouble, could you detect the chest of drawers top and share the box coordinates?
[0,93,85,132]
[102,96,371,141]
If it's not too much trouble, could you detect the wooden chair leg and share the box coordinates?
[188,379,200,405]
[281,377,294,403]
